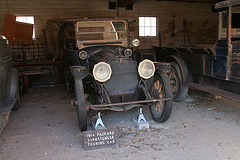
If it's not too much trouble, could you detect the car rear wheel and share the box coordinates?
[169,62,188,102]
[149,71,173,123]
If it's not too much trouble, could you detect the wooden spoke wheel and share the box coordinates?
[149,71,173,123]
[152,79,164,115]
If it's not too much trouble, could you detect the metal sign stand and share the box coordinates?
[84,112,117,150]
[93,112,106,130]
[133,107,149,130]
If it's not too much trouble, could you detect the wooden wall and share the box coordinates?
[0,0,217,56]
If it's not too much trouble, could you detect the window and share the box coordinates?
[139,17,157,37]
[232,13,240,28]
[16,16,35,39]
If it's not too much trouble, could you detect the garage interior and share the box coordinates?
[0,0,240,159]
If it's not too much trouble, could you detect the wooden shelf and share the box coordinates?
[14,61,64,66]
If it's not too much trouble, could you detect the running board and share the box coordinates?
[186,83,240,103]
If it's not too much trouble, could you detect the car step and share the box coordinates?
[186,82,240,103]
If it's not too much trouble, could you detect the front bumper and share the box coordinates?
[83,97,172,108]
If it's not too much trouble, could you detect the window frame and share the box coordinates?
[139,16,158,38]
[15,16,35,39]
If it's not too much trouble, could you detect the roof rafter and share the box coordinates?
[118,0,141,7]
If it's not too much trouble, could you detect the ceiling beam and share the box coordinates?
[157,0,222,4]
[118,0,141,7]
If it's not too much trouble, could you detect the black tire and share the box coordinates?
[74,79,88,132]
[63,53,74,92]
[66,74,74,92]
[76,103,87,132]
[149,71,173,123]
[169,62,188,102]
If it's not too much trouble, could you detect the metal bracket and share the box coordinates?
[93,112,106,130]
[133,107,149,130]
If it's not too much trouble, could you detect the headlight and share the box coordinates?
[79,50,88,60]
[138,59,155,79]
[132,39,140,47]
[93,62,112,82]
[124,49,132,57]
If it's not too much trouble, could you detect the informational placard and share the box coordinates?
[83,129,117,150]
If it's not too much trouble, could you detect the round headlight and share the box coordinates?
[93,62,112,82]
[79,51,88,60]
[132,39,140,47]
[124,49,132,57]
[138,59,155,79]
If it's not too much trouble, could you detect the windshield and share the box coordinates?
[77,20,127,41]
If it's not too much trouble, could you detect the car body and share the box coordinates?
[61,19,173,131]
[0,35,19,133]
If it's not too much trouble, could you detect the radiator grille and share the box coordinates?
[105,58,138,95]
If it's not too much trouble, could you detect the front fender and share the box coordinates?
[70,66,90,80]
[164,55,192,84]
[154,62,171,74]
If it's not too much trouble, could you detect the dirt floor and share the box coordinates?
[0,86,240,160]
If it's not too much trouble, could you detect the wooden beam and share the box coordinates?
[118,0,141,7]
[157,0,221,3]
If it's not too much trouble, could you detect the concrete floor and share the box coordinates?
[0,86,240,160]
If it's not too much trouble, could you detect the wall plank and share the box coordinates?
[0,0,218,53]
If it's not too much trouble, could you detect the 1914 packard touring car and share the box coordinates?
[61,19,173,131]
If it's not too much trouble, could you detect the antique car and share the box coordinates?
[0,35,19,133]
[61,19,173,132]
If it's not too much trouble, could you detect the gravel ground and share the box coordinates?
[0,86,240,160]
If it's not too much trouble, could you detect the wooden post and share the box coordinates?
[218,12,222,40]
[226,6,232,80]
[116,0,119,18]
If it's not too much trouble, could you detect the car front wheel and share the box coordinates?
[74,79,88,132]
[149,71,173,123]
[76,103,87,132]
